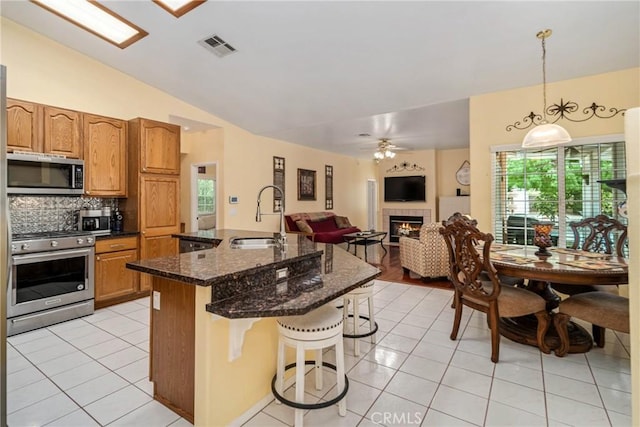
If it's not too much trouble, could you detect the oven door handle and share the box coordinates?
[11,247,94,265]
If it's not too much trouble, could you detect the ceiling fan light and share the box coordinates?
[374,151,384,160]
[386,150,396,158]
[522,122,572,148]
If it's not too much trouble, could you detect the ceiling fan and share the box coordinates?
[372,138,398,161]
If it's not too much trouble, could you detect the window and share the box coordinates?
[492,139,626,250]
[197,178,215,215]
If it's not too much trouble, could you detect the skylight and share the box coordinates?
[153,0,206,17]
[31,0,148,49]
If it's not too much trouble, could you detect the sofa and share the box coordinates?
[284,212,360,244]
[399,222,450,279]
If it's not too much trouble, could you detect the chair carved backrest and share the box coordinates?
[440,213,501,302]
[569,214,628,257]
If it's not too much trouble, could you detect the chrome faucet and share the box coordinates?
[256,185,286,246]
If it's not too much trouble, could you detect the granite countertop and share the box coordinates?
[206,243,381,318]
[172,230,223,245]
[126,229,381,318]
[128,229,321,286]
[95,231,139,240]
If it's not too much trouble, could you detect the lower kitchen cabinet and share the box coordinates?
[95,236,143,308]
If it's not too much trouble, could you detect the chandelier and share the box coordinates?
[522,29,572,148]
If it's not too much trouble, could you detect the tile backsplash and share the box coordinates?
[9,196,117,234]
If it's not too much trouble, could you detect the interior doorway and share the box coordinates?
[190,162,218,232]
[367,179,378,230]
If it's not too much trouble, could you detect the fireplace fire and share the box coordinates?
[389,215,423,243]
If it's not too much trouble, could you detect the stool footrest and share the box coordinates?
[271,361,349,410]
[342,314,378,339]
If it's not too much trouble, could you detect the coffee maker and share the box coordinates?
[112,208,124,232]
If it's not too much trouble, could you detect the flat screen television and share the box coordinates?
[384,175,426,202]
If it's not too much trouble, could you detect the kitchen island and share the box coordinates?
[126,229,380,425]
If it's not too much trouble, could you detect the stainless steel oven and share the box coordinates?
[7,231,95,336]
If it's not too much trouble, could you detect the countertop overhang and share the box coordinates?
[126,229,381,318]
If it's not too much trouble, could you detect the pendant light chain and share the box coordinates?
[541,34,548,122]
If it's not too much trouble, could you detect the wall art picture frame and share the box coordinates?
[273,156,285,212]
[297,168,316,201]
[325,165,333,209]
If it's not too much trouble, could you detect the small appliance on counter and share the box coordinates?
[111,208,124,232]
[79,208,111,235]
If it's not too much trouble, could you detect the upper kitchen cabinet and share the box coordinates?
[43,106,83,158]
[83,114,127,197]
[7,98,43,153]
[129,118,180,175]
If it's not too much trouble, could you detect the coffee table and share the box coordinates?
[343,231,387,262]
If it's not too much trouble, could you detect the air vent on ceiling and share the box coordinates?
[199,34,237,58]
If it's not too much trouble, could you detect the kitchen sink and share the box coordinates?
[229,237,279,249]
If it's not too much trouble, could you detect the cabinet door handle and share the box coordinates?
[96,256,100,260]
[110,244,125,248]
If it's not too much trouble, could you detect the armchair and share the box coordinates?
[399,223,449,280]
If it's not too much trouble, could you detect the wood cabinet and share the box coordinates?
[7,98,42,153]
[94,236,141,308]
[140,175,180,235]
[43,106,83,158]
[139,234,178,291]
[151,277,195,422]
[120,117,181,292]
[83,114,127,197]
[7,99,83,159]
[131,118,180,175]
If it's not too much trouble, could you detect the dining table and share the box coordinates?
[486,244,628,355]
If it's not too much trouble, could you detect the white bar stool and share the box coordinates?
[342,281,378,356]
[272,304,348,427]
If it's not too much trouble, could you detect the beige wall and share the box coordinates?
[469,67,640,229]
[436,148,470,197]
[222,124,375,232]
[624,108,639,427]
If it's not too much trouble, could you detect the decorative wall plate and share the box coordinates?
[456,161,470,186]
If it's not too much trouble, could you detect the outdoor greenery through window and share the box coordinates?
[198,178,215,214]
[492,140,627,251]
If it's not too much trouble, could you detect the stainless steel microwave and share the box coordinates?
[7,152,84,195]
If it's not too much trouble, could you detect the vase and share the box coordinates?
[533,222,554,257]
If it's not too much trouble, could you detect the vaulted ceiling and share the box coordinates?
[2,1,638,158]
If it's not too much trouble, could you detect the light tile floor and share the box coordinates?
[6,280,632,426]
[7,298,191,427]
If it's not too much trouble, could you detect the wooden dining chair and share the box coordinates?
[554,292,629,357]
[551,214,628,346]
[440,213,551,363]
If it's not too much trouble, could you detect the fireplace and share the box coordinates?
[389,215,423,243]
